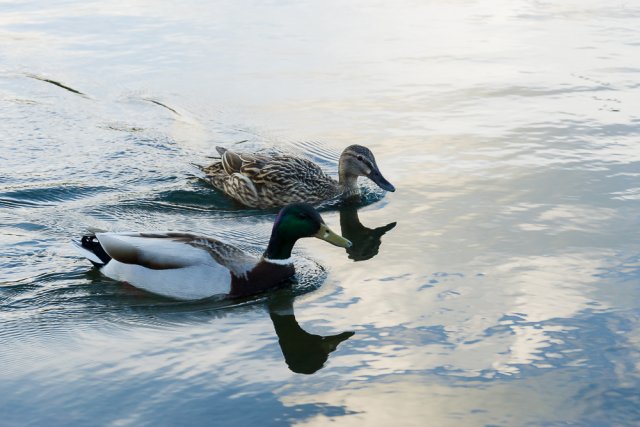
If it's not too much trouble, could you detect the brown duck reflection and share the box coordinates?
[268,293,354,374]
[339,206,396,261]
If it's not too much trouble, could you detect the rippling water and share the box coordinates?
[2,1,640,425]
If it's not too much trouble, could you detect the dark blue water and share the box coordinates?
[2,1,640,425]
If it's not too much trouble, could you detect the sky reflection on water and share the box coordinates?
[2,0,640,425]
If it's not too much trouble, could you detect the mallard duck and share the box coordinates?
[72,204,351,300]
[201,144,395,208]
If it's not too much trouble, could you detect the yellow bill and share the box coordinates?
[314,223,352,248]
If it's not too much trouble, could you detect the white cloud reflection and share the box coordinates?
[297,250,608,380]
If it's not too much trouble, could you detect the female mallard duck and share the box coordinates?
[202,144,395,208]
[72,204,351,300]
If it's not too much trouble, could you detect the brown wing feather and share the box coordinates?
[245,156,338,205]
[203,149,339,208]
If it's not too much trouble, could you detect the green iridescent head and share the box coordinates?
[265,203,351,260]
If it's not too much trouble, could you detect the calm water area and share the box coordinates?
[1,1,640,425]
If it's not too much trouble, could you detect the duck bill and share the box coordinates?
[314,224,352,248]
[368,168,396,192]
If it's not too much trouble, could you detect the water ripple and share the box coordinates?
[0,184,114,208]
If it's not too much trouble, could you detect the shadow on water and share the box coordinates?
[268,291,354,375]
[135,266,352,375]
[339,204,397,261]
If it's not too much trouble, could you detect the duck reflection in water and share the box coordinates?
[268,292,354,374]
[339,205,396,261]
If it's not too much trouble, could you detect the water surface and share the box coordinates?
[2,1,640,426]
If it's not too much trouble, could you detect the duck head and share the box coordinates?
[264,203,352,260]
[338,145,396,194]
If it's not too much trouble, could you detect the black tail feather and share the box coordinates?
[81,234,112,265]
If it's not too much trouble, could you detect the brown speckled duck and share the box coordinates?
[72,204,351,300]
[201,145,395,209]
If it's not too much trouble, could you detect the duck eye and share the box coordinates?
[298,213,308,220]
[356,155,363,161]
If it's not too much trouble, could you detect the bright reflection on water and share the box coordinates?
[2,0,640,425]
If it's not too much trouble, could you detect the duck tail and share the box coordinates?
[71,234,111,268]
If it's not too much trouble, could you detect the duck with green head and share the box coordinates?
[72,204,351,300]
[202,144,396,208]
